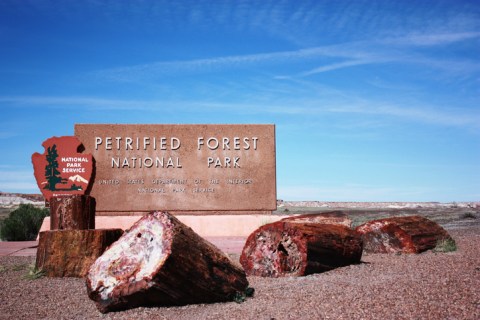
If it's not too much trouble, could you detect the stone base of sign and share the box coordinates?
[39,214,295,238]
[36,229,123,278]
[95,210,273,216]
[49,195,96,230]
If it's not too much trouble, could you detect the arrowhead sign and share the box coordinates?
[32,136,93,200]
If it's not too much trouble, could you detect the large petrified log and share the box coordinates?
[49,195,95,230]
[86,211,249,313]
[355,215,454,254]
[281,211,352,228]
[36,229,123,277]
[240,221,363,277]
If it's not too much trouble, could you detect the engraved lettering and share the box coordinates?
[207,138,219,150]
[111,157,182,168]
[99,179,120,185]
[207,157,240,168]
[192,187,214,193]
[143,137,150,150]
[125,137,133,150]
[197,137,258,150]
[222,137,230,150]
[128,179,144,184]
[95,137,102,150]
[171,137,181,150]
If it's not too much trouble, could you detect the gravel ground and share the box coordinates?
[1,227,479,320]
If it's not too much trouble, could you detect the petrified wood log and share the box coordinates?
[86,211,249,313]
[281,211,352,228]
[240,221,363,277]
[355,215,454,254]
[49,195,95,230]
[36,229,123,277]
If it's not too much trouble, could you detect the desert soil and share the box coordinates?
[1,223,479,320]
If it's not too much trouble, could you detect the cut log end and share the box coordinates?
[87,211,249,313]
[243,226,306,277]
[240,222,362,277]
[87,214,170,304]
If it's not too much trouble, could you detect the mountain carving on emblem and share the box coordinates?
[69,174,89,184]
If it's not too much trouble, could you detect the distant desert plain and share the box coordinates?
[1,191,478,230]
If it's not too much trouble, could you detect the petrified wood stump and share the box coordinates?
[49,195,95,230]
[281,211,352,228]
[86,211,249,313]
[36,229,123,277]
[240,221,363,277]
[355,215,454,254]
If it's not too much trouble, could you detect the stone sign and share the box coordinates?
[74,124,276,213]
[32,136,93,200]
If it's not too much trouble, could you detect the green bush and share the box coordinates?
[433,238,457,253]
[0,204,49,241]
[460,212,477,220]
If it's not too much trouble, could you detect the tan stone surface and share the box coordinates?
[38,214,293,237]
[75,124,276,213]
[0,241,38,256]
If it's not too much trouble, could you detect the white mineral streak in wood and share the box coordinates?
[356,221,383,233]
[88,216,167,300]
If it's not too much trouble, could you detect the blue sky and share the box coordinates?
[0,0,479,202]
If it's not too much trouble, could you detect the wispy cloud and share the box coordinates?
[0,170,38,192]
[325,103,480,128]
[383,31,480,46]
[92,45,365,81]
[294,32,480,77]
[92,30,480,82]
[0,96,157,110]
[297,59,382,77]
[0,181,38,192]
[0,131,19,139]
[2,94,478,130]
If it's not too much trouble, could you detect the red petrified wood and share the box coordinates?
[355,215,454,254]
[281,211,352,228]
[49,195,95,230]
[240,221,363,277]
[36,229,123,277]
[86,211,249,313]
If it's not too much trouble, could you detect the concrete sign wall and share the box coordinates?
[75,124,276,214]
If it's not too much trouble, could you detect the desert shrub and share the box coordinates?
[24,264,45,280]
[0,204,49,241]
[460,212,477,219]
[433,238,457,253]
[233,287,255,303]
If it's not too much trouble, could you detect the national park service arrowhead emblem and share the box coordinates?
[32,136,93,200]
